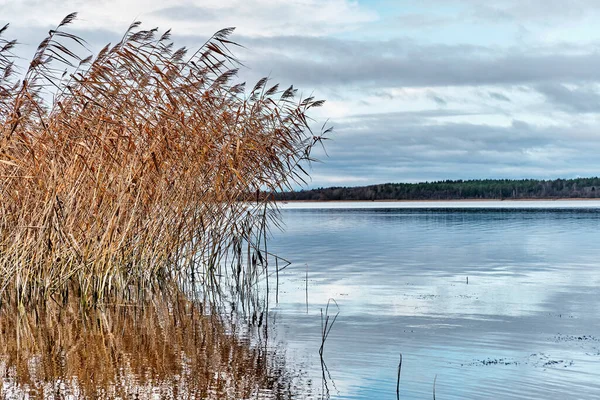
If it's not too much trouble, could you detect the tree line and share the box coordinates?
[274,178,600,201]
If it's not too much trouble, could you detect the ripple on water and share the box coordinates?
[268,203,600,399]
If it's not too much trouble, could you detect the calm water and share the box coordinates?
[267,201,600,399]
[3,201,600,399]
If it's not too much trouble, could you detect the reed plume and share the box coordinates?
[0,14,328,308]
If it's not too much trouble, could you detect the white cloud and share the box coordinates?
[0,0,377,37]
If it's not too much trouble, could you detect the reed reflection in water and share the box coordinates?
[0,294,302,399]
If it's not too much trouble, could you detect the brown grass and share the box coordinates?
[0,14,328,308]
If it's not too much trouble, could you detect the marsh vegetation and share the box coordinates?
[0,13,327,308]
[0,13,329,398]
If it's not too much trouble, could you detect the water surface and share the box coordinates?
[268,201,600,399]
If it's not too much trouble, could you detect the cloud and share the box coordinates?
[489,92,511,102]
[233,35,600,89]
[428,92,447,107]
[149,6,220,22]
[6,4,600,93]
[303,111,600,187]
[0,0,377,38]
[536,83,600,113]
[424,0,600,23]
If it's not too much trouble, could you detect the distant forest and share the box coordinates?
[274,178,600,201]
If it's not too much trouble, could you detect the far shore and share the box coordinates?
[278,198,600,203]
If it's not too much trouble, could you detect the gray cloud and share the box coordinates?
[231,35,600,89]
[489,92,511,102]
[428,92,447,107]
[536,83,600,113]
[304,111,600,187]
[8,16,600,94]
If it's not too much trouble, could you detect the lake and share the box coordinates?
[2,200,600,399]
[267,201,600,399]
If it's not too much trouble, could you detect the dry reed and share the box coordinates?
[0,14,328,308]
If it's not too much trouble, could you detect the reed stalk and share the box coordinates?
[0,14,328,308]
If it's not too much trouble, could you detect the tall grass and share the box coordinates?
[0,14,328,308]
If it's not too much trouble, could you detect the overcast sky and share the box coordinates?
[3,0,600,187]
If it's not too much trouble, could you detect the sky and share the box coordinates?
[3,0,600,188]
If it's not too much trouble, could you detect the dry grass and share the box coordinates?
[0,14,328,308]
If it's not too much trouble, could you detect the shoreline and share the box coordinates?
[278,198,600,203]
